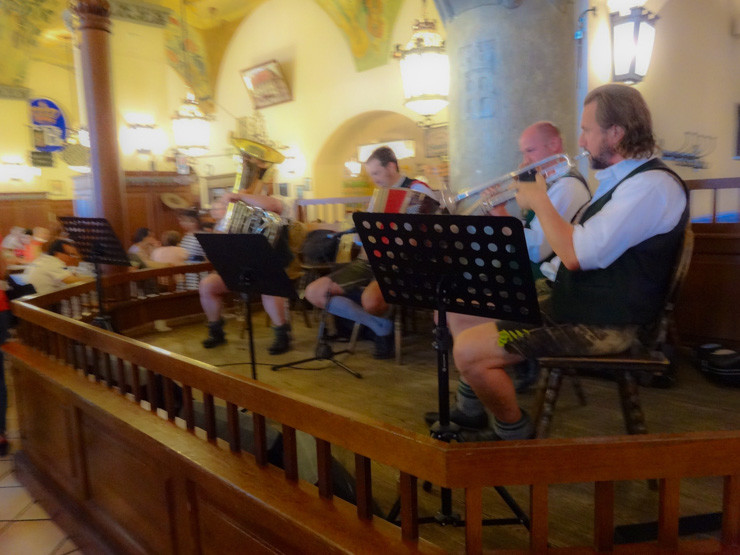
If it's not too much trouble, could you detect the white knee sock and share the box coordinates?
[326,296,393,337]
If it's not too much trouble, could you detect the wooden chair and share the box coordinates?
[533,227,695,439]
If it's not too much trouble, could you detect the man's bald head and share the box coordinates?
[519,121,564,166]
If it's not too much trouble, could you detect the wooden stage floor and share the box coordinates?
[135,309,737,551]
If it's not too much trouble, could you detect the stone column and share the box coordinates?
[435,0,576,209]
[73,0,127,242]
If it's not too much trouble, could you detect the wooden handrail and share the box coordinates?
[6,268,740,553]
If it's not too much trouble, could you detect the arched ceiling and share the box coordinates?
[0,0,409,89]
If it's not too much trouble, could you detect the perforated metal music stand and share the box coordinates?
[59,217,130,331]
[354,212,539,528]
[196,233,296,380]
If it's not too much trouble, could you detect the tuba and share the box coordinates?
[215,136,286,245]
[440,151,589,215]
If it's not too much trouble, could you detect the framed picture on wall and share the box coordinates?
[241,60,292,109]
[424,125,448,158]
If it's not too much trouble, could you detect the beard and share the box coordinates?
[589,143,617,170]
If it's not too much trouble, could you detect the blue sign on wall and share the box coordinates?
[30,98,66,153]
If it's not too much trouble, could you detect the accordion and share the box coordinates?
[215,201,284,247]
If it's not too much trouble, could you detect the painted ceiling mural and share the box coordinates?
[314,0,403,71]
[164,11,214,112]
[0,0,400,91]
[0,0,68,87]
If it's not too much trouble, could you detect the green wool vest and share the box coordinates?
[551,159,688,325]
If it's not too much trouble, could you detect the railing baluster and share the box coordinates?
[399,472,418,541]
[658,477,681,550]
[147,370,158,413]
[131,363,141,402]
[226,402,240,452]
[594,480,615,552]
[91,348,102,381]
[182,385,194,431]
[253,413,268,466]
[529,483,549,553]
[103,352,113,387]
[282,425,298,481]
[723,474,740,546]
[115,357,125,394]
[316,438,332,500]
[203,393,216,441]
[164,377,177,421]
[464,487,483,554]
[355,454,372,520]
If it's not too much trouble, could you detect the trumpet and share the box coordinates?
[441,151,589,215]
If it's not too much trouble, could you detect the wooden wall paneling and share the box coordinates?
[125,193,151,247]
[0,197,75,237]
[675,224,740,348]
[11,366,85,499]
[80,415,177,555]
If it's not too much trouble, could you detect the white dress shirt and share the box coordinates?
[22,254,74,295]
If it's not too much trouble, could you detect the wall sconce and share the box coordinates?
[358,140,416,162]
[172,92,212,157]
[0,156,41,183]
[394,0,449,117]
[121,115,167,157]
[609,4,658,84]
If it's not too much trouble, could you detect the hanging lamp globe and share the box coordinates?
[395,18,450,117]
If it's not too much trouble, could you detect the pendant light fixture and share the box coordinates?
[394,0,449,117]
[171,0,212,156]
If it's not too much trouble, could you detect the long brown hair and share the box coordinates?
[584,84,656,159]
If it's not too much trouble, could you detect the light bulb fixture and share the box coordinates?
[171,0,212,156]
[610,4,658,84]
[394,0,449,117]
[0,156,41,183]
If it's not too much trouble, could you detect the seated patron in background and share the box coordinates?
[128,227,160,269]
[430,121,592,431]
[199,191,295,354]
[2,227,26,263]
[23,226,50,263]
[304,146,438,359]
[178,209,207,262]
[451,84,688,441]
[150,231,189,266]
[22,239,91,295]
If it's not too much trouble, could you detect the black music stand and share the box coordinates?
[354,212,539,528]
[195,233,295,380]
[59,217,131,331]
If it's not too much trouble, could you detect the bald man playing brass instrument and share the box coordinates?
[425,121,591,433]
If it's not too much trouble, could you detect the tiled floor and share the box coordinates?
[0,371,80,555]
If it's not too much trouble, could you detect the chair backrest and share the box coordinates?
[643,226,694,349]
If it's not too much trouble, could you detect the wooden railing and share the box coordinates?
[295,195,372,224]
[5,265,740,554]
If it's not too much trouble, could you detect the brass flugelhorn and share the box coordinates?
[441,151,589,215]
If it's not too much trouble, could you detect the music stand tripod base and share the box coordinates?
[271,294,362,379]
